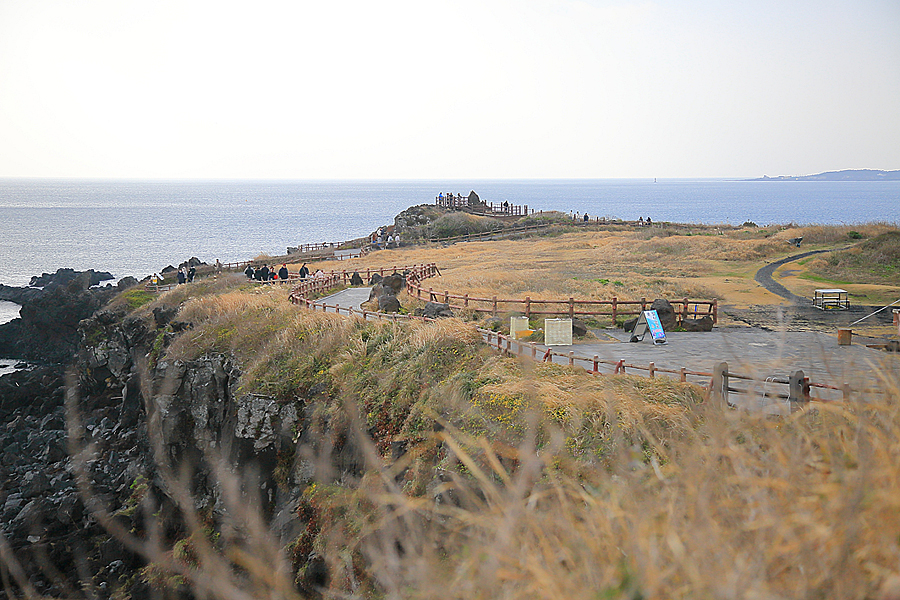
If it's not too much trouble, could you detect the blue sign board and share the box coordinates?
[644,310,667,344]
[629,309,667,345]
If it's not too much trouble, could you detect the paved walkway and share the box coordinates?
[314,287,372,312]
[538,326,899,404]
[312,288,900,405]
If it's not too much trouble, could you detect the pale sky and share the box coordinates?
[0,0,897,179]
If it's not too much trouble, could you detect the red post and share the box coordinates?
[568,298,574,318]
[641,297,646,311]
[712,299,718,324]
[464,294,469,307]
[612,298,618,325]
[593,355,599,373]
[683,297,689,322]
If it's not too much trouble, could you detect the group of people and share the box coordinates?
[244,263,291,282]
[371,228,401,250]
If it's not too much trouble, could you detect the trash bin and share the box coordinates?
[837,328,852,346]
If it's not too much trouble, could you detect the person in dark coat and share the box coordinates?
[244,265,254,279]
[278,264,289,281]
[177,269,186,285]
[260,265,270,281]
[299,263,309,279]
[187,266,196,282]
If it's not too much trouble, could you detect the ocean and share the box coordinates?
[1,178,898,292]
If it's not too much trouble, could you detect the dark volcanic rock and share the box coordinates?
[420,302,453,319]
[350,272,364,286]
[29,268,114,290]
[0,284,43,304]
[650,299,677,330]
[0,277,118,362]
[682,316,714,332]
[378,294,402,313]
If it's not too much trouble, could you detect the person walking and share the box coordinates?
[187,266,196,283]
[299,263,309,279]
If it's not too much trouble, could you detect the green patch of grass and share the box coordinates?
[120,287,157,310]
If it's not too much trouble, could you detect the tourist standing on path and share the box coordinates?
[278,264,289,281]
[260,265,270,281]
[299,263,309,279]
[187,266,196,283]
[177,268,186,285]
[244,265,254,279]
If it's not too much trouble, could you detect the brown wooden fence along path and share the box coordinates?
[285,263,850,407]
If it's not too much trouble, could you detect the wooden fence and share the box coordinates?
[407,278,717,324]
[283,263,851,407]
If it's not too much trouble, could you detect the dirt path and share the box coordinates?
[753,247,848,303]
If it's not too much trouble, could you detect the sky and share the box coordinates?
[0,0,898,179]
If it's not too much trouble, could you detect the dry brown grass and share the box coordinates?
[40,271,900,600]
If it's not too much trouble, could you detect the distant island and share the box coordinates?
[748,169,900,181]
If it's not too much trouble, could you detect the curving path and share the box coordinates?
[754,247,849,303]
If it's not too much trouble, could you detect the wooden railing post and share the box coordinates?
[444,290,449,303]
[593,355,599,373]
[525,296,531,318]
[464,294,469,307]
[641,297,647,311]
[568,351,574,366]
[683,297,689,323]
[649,362,656,378]
[568,297,574,318]
[492,296,498,316]
[712,299,718,324]
[612,297,618,325]
[712,362,729,405]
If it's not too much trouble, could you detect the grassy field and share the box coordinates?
[289,221,900,323]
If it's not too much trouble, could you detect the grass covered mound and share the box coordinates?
[115,278,900,599]
[807,230,900,284]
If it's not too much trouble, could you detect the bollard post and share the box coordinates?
[789,370,810,404]
[649,362,656,378]
[611,297,618,326]
[712,362,729,406]
[842,383,852,401]
[593,355,599,374]
[680,367,687,382]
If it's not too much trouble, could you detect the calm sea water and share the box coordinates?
[0,178,898,289]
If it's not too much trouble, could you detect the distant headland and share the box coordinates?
[747,169,900,181]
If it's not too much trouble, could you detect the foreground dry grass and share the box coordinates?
[106,283,900,599]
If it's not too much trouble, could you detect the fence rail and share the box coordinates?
[407,278,717,324]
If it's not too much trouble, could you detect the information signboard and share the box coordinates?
[629,310,668,345]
